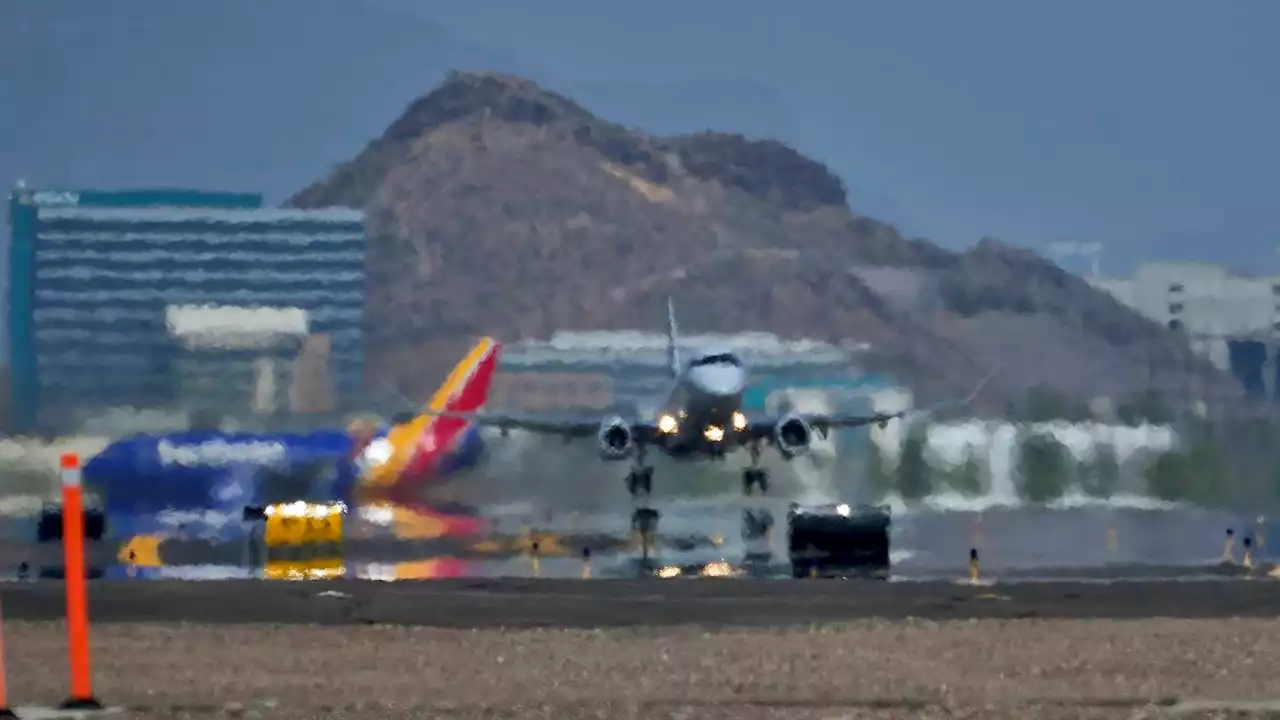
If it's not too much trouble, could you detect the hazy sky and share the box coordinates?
[3,0,1278,275]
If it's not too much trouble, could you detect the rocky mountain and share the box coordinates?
[291,71,1238,415]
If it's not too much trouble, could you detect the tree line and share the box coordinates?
[863,423,1242,506]
[864,384,1280,507]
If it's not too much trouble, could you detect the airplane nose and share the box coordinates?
[690,366,746,396]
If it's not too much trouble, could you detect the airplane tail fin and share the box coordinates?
[665,296,680,379]
[424,337,502,416]
[354,337,502,496]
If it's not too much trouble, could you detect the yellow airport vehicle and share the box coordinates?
[262,501,346,547]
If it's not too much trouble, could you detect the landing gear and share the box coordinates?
[631,507,660,535]
[631,507,660,564]
[626,447,659,564]
[625,445,654,499]
[741,441,769,496]
[625,466,654,498]
[740,441,773,563]
[742,468,769,495]
[741,508,774,540]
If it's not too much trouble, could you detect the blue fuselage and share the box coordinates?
[83,426,487,516]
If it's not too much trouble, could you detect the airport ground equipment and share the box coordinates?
[786,502,891,578]
[36,501,105,544]
[243,500,346,547]
[243,500,345,575]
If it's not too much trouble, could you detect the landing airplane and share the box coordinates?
[84,337,502,541]
[426,299,991,535]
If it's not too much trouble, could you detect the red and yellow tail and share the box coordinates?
[356,337,502,500]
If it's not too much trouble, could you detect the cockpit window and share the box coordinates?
[689,352,742,368]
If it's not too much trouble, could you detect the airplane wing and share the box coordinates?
[749,369,997,439]
[430,369,997,445]
[463,411,600,437]
[742,408,899,441]
[435,411,661,442]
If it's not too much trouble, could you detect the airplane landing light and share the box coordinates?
[658,415,679,434]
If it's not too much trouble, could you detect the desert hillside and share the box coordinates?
[291,71,1236,415]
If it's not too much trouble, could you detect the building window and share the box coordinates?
[1272,284,1280,296]
[1168,302,1184,314]
[1168,283,1185,293]
[1168,319,1184,332]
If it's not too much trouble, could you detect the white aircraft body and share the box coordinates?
[434,299,989,536]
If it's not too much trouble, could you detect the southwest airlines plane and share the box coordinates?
[83,337,502,524]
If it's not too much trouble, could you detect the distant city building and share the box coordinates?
[1090,261,1280,397]
[6,186,366,433]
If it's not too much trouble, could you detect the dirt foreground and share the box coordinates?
[4,618,1279,719]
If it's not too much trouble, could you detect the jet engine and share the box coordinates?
[774,412,813,459]
[597,416,634,460]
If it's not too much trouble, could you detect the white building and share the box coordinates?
[501,330,861,371]
[1090,261,1280,374]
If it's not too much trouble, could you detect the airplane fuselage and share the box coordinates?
[83,337,503,517]
[655,358,749,459]
[82,426,490,516]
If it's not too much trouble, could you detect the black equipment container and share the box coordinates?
[786,502,891,579]
[36,501,107,543]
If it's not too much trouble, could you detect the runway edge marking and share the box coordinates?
[10,706,123,719]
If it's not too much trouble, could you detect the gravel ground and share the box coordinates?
[69,708,1280,720]
[4,619,1279,719]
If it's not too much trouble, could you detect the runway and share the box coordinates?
[5,477,1280,717]
[4,576,1280,628]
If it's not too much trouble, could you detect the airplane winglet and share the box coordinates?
[961,366,999,406]
[665,296,681,379]
[899,365,999,422]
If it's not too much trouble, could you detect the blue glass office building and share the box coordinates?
[7,186,366,434]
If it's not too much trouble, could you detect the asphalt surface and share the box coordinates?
[3,577,1280,628]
